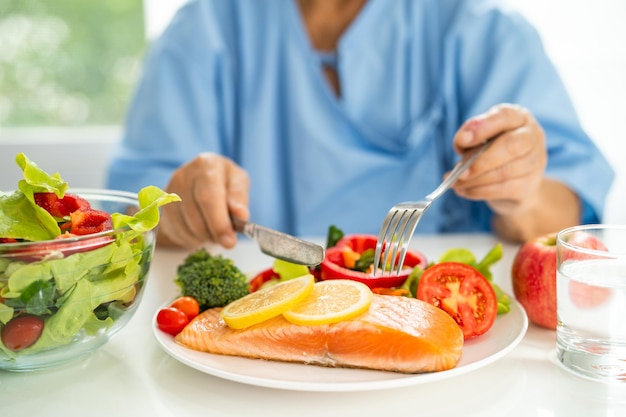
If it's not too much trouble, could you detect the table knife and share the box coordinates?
[231,217,325,266]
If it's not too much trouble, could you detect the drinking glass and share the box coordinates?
[556,224,626,383]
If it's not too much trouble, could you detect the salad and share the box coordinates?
[250,225,511,340]
[0,153,180,358]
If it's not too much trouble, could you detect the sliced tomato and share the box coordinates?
[320,234,428,289]
[34,192,91,217]
[417,262,497,340]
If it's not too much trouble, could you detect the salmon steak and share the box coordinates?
[175,294,464,373]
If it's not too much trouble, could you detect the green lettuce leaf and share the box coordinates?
[0,153,67,240]
[5,262,53,295]
[0,191,59,241]
[112,185,181,232]
[0,304,14,325]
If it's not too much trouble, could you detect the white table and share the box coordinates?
[2,234,625,416]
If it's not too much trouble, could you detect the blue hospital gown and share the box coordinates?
[107,0,614,237]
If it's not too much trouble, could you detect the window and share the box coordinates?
[0,0,146,127]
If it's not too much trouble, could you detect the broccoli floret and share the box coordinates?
[175,248,249,310]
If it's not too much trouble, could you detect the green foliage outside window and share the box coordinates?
[0,0,146,126]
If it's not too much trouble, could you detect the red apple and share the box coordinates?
[511,233,559,329]
[512,230,609,329]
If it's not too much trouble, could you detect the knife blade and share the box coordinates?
[231,217,325,266]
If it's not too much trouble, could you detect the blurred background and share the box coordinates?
[0,0,145,189]
[0,0,144,126]
[0,0,624,222]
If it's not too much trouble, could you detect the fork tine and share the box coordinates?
[380,216,394,274]
[373,209,404,275]
[386,210,412,274]
[393,210,421,276]
[386,210,412,273]
[376,208,412,275]
[373,210,396,275]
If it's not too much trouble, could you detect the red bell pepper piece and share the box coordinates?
[69,209,113,235]
[248,268,281,293]
[34,192,91,218]
[320,234,427,289]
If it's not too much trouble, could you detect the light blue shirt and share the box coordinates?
[107,0,614,237]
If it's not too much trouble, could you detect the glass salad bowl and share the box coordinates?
[0,189,159,371]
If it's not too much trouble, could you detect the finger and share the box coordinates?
[196,155,252,248]
[225,162,250,221]
[454,145,545,200]
[454,174,536,204]
[160,154,227,248]
[194,156,236,247]
[176,159,223,244]
[454,104,530,151]
[454,152,546,206]
[456,127,545,185]
[159,197,207,248]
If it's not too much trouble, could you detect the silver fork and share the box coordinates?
[372,139,494,276]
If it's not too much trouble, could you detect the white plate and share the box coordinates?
[152,296,528,392]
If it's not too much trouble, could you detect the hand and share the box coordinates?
[157,153,250,249]
[451,104,580,241]
[451,103,547,216]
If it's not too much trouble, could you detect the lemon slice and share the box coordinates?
[283,279,373,326]
[221,274,315,329]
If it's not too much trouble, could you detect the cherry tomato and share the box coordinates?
[1,314,45,351]
[320,235,428,289]
[170,296,200,320]
[417,262,497,340]
[156,307,189,336]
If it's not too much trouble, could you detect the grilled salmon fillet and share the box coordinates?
[174,294,464,373]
